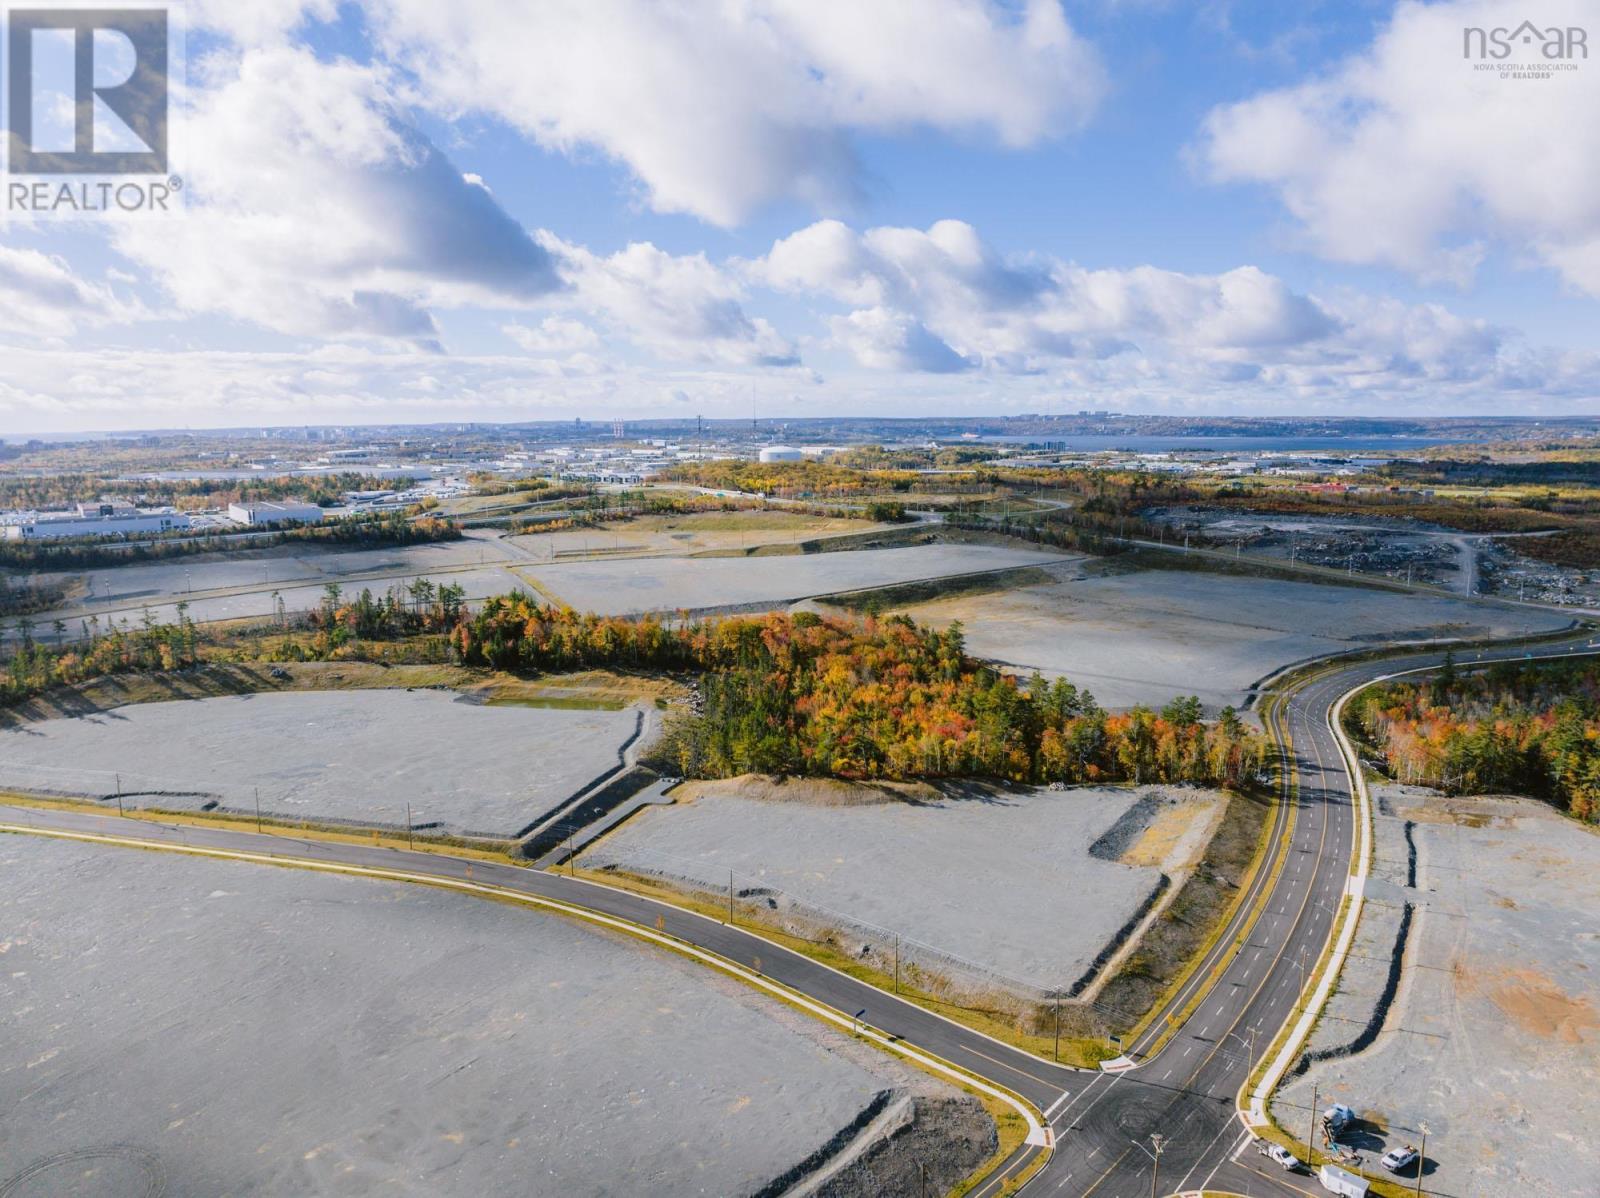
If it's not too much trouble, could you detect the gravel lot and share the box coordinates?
[1272,787,1600,1196]
[0,835,980,1197]
[0,690,638,838]
[528,544,1065,615]
[899,567,1570,710]
[16,534,528,637]
[34,537,501,604]
[506,511,894,561]
[580,782,1210,987]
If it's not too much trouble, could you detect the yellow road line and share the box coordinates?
[0,817,1051,1177]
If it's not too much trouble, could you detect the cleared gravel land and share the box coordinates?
[507,510,897,561]
[898,566,1570,711]
[579,781,1219,988]
[1272,788,1600,1196]
[33,536,502,604]
[528,543,1065,615]
[0,690,638,838]
[0,835,988,1197]
[15,534,528,637]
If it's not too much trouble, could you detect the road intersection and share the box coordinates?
[3,631,1594,1196]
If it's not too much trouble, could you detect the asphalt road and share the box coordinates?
[3,630,1595,1197]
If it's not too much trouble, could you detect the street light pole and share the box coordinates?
[1415,1123,1428,1198]
[1149,1133,1165,1198]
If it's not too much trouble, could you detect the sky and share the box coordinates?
[2,0,1598,432]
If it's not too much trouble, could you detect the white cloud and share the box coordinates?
[758,219,1344,367]
[99,44,796,368]
[369,0,1104,225]
[549,235,799,366]
[187,0,336,47]
[112,47,561,346]
[3,325,1593,436]
[830,307,974,373]
[1197,0,1600,293]
[754,217,1595,401]
[502,315,601,354]
[0,246,139,339]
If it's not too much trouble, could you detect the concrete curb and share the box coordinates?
[1245,683,1371,1125]
[1245,644,1600,1135]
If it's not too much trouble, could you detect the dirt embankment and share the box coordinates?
[673,773,947,807]
[757,1091,996,1198]
[1094,785,1274,1031]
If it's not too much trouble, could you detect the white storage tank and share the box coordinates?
[758,445,803,463]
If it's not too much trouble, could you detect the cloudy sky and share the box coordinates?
[3,0,1598,431]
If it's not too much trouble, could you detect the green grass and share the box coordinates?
[1096,780,1278,1042]
[482,694,628,711]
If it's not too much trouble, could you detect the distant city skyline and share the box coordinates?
[2,0,1596,432]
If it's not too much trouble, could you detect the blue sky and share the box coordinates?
[1,0,1596,430]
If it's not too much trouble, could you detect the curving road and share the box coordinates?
[2,629,1595,1196]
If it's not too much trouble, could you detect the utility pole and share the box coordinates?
[728,870,734,925]
[116,772,123,817]
[254,787,261,833]
[1415,1123,1428,1198]
[406,802,413,849]
[1148,1133,1165,1198]
[1053,994,1061,1063]
[1306,1082,1318,1161]
[893,934,900,994]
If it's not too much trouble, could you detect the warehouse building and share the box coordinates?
[226,500,326,527]
[1,504,192,541]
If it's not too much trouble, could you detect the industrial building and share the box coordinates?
[226,500,326,527]
[1,503,192,541]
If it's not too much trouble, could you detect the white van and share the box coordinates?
[1318,1163,1369,1197]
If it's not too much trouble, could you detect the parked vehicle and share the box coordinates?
[1318,1163,1370,1197]
[1257,1141,1303,1171]
[1381,1145,1420,1173]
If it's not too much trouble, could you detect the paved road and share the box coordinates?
[3,631,1595,1196]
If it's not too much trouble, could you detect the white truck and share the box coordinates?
[1318,1163,1370,1197]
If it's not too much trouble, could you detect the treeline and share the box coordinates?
[4,588,1262,791]
[453,600,1263,786]
[838,445,1005,470]
[0,574,68,618]
[1351,656,1600,822]
[0,512,459,572]
[508,492,903,535]
[0,471,413,512]
[662,460,926,497]
[5,604,202,698]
